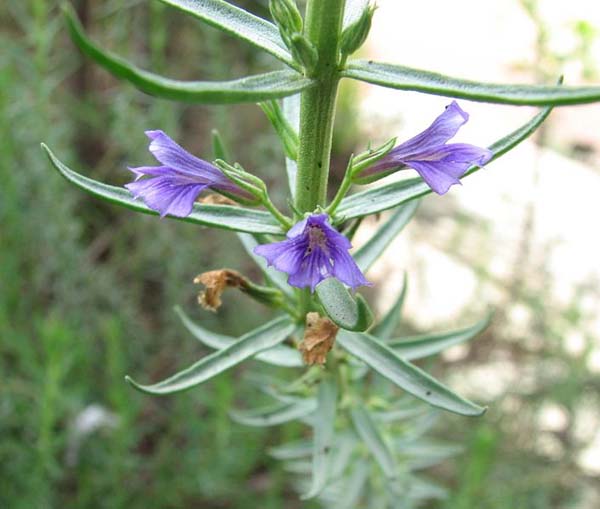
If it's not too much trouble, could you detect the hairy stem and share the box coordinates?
[295,0,346,315]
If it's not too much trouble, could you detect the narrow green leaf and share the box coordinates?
[353,202,418,272]
[126,316,294,395]
[268,440,313,460]
[42,144,283,234]
[175,306,302,367]
[315,278,373,332]
[229,399,316,426]
[371,272,407,340]
[158,0,295,66]
[336,104,554,219]
[237,233,294,297]
[337,463,369,509]
[397,440,463,470]
[302,377,338,500]
[350,405,397,478]
[389,313,492,360]
[337,331,486,416]
[283,94,300,199]
[65,6,311,103]
[343,60,600,105]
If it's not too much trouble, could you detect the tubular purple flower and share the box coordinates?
[126,130,247,217]
[254,214,371,292]
[360,101,493,194]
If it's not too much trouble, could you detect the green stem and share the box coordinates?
[295,0,346,314]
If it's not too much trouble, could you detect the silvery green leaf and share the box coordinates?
[42,144,283,234]
[371,272,407,340]
[397,441,463,470]
[237,233,294,297]
[157,0,295,66]
[283,94,300,199]
[302,377,338,499]
[316,278,373,331]
[229,398,317,426]
[389,313,492,360]
[343,60,597,105]
[350,405,397,479]
[65,6,311,103]
[268,440,313,460]
[126,316,294,394]
[336,104,554,219]
[337,332,486,416]
[353,202,418,272]
[336,462,369,509]
[175,306,302,367]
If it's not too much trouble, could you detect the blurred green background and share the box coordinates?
[1,1,599,508]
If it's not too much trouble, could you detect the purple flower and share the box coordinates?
[362,101,493,194]
[254,214,371,292]
[126,130,245,217]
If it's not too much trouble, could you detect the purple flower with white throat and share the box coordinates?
[254,213,371,292]
[360,101,493,194]
[126,130,246,218]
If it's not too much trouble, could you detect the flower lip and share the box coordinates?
[358,101,493,195]
[254,213,370,292]
[125,130,247,218]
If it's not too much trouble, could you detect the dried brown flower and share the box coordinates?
[299,312,339,365]
[194,269,247,312]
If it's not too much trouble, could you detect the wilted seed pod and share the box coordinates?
[340,4,375,57]
[269,0,303,46]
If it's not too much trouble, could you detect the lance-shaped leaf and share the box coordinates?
[389,313,492,361]
[283,94,301,199]
[269,440,313,460]
[353,202,418,272]
[371,272,407,340]
[343,60,600,106]
[42,144,283,234]
[237,233,294,297]
[64,7,311,103]
[229,398,317,426]
[175,306,302,367]
[126,316,294,395]
[315,278,373,331]
[158,0,295,66]
[336,463,370,509]
[350,405,397,479]
[336,103,554,219]
[302,377,338,500]
[337,331,486,416]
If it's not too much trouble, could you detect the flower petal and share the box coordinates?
[331,249,373,290]
[126,176,208,217]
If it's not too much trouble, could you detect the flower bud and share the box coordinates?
[289,33,319,73]
[269,0,303,47]
[340,4,375,57]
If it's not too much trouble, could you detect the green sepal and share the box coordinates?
[214,159,266,199]
[349,136,397,182]
[64,5,312,103]
[343,60,600,105]
[315,278,373,332]
[269,0,303,47]
[336,102,555,220]
[337,331,486,416]
[126,316,295,395]
[42,144,284,234]
[259,100,299,160]
[158,0,296,67]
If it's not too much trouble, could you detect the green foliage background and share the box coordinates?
[1,1,599,508]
